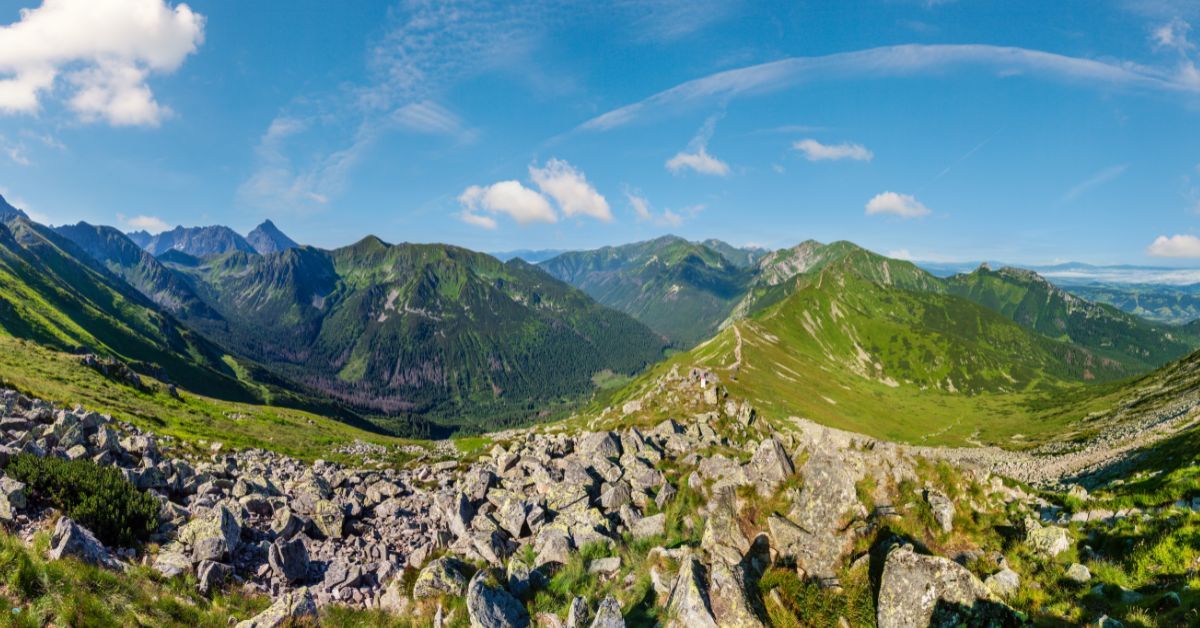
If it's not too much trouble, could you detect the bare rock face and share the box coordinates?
[708,559,765,628]
[47,517,123,570]
[877,545,1022,628]
[466,571,530,628]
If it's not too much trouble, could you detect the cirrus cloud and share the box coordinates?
[793,138,874,162]
[865,192,931,218]
[1147,234,1200,258]
[0,0,206,127]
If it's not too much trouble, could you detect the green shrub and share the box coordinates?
[3,454,159,547]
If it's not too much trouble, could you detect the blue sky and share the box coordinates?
[1,0,1199,264]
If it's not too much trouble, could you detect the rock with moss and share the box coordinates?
[665,555,718,628]
[925,489,954,533]
[590,594,624,628]
[877,544,1021,628]
[414,556,470,599]
[466,570,530,628]
[1023,517,1071,558]
[177,505,241,564]
[0,473,26,521]
[747,437,794,496]
[312,499,345,539]
[235,587,318,628]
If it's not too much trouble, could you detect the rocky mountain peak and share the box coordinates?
[246,219,300,255]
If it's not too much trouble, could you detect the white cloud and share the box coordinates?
[580,44,1200,131]
[119,213,171,234]
[887,249,914,260]
[529,158,612,221]
[390,100,475,142]
[865,192,931,218]
[628,191,653,222]
[1147,234,1200,258]
[0,0,205,126]
[1153,18,1195,52]
[666,147,730,176]
[665,114,730,176]
[458,180,557,228]
[793,138,874,162]
[237,115,372,211]
[1062,164,1129,201]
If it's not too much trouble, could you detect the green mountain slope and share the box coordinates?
[1065,282,1200,325]
[945,265,1200,372]
[0,215,249,399]
[165,238,667,433]
[540,235,753,346]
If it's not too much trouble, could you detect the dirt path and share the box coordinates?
[729,324,745,372]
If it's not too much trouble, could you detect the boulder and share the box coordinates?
[747,438,794,496]
[235,587,318,628]
[701,487,749,567]
[312,499,346,539]
[197,559,232,595]
[577,432,622,460]
[632,513,666,539]
[1024,517,1071,558]
[708,559,765,627]
[466,570,530,628]
[1065,563,1091,584]
[268,537,310,584]
[47,517,123,570]
[0,473,27,521]
[177,505,241,563]
[590,594,625,628]
[877,545,1021,628]
[566,595,589,628]
[152,547,193,578]
[414,557,470,599]
[665,555,718,628]
[984,568,1020,599]
[588,556,621,576]
[925,490,954,533]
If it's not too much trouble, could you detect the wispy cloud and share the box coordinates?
[793,138,873,162]
[579,44,1200,132]
[0,0,205,127]
[118,213,171,234]
[866,191,931,218]
[626,189,698,227]
[1062,164,1129,202]
[666,114,730,176]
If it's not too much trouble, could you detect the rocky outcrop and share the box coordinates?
[47,517,123,570]
[877,545,1021,628]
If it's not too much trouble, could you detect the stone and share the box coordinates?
[577,432,622,460]
[1066,563,1091,584]
[984,568,1020,599]
[1024,517,1071,558]
[414,556,470,599]
[877,545,1020,628]
[235,587,318,628]
[588,556,621,576]
[268,537,310,584]
[708,559,765,627]
[312,499,346,539]
[632,513,666,539]
[589,594,625,628]
[466,570,530,628]
[48,517,123,570]
[565,595,589,628]
[270,506,302,541]
[178,505,241,563]
[507,558,533,599]
[925,489,955,533]
[665,555,718,628]
[655,482,677,510]
[747,438,794,496]
[0,473,27,521]
[701,487,749,567]
[152,547,193,578]
[197,559,232,595]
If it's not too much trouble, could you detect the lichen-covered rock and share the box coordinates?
[665,555,718,628]
[984,567,1020,599]
[177,505,241,563]
[925,489,954,533]
[466,570,530,628]
[701,487,749,567]
[312,499,346,539]
[1024,517,1071,558]
[708,559,765,627]
[1066,563,1091,584]
[589,594,625,628]
[197,559,232,595]
[0,473,27,521]
[632,513,666,539]
[747,438,794,496]
[152,546,193,578]
[414,556,470,599]
[877,545,1021,628]
[235,587,318,628]
[268,537,310,584]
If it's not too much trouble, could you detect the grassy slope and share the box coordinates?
[0,336,419,464]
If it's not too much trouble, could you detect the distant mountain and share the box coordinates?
[540,235,753,347]
[246,220,299,255]
[699,239,767,268]
[126,230,153,249]
[0,213,251,399]
[53,222,223,323]
[944,265,1200,372]
[141,225,257,258]
[165,237,667,432]
[491,249,565,263]
[1065,283,1200,325]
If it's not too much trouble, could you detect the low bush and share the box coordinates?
[3,454,159,547]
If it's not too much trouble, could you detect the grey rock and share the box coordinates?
[47,517,122,570]
[197,559,232,595]
[565,595,589,628]
[984,567,1020,599]
[747,438,794,496]
[0,473,27,521]
[589,594,624,628]
[235,587,318,628]
[588,556,621,576]
[708,559,765,627]
[877,545,1019,628]
[177,505,241,563]
[414,556,470,598]
[268,537,310,584]
[466,570,530,628]
[665,555,718,628]
[1024,517,1071,558]
[632,513,666,539]
[1065,563,1091,584]
[925,490,955,533]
